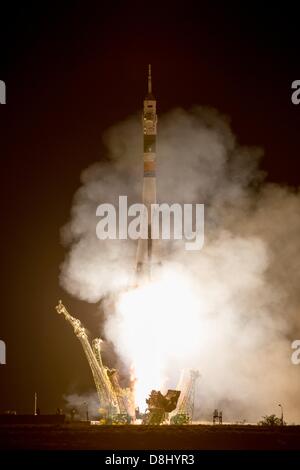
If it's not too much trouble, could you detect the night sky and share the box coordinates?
[0,2,300,414]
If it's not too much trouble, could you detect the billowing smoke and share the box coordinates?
[64,392,99,420]
[60,107,300,423]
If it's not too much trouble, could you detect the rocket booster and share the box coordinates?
[136,65,158,279]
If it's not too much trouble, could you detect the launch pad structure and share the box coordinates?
[55,66,200,424]
[56,300,199,425]
[56,300,134,424]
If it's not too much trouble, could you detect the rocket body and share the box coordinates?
[136,65,159,279]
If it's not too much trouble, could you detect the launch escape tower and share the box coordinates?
[136,64,159,280]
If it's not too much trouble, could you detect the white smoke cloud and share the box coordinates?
[60,107,300,423]
[64,392,99,420]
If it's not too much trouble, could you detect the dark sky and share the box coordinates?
[0,1,300,413]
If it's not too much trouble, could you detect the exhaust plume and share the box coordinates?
[60,107,300,422]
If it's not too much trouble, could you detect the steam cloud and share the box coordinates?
[60,107,300,423]
[64,392,100,420]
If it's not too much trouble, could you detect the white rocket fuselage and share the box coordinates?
[136,65,158,280]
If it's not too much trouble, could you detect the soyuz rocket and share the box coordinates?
[136,65,159,280]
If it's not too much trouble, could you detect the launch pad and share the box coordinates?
[55,300,199,425]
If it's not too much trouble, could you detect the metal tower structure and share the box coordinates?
[171,370,200,424]
[55,300,133,421]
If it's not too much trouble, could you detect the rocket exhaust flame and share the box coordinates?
[107,268,204,411]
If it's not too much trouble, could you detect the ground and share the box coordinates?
[0,424,300,450]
